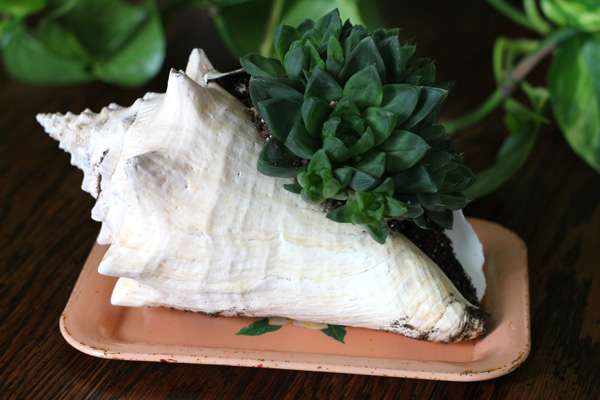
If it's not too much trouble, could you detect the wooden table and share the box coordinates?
[1,2,598,399]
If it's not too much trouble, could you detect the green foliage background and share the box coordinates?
[1,0,599,201]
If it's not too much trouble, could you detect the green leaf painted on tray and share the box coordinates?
[237,318,283,336]
[321,324,347,343]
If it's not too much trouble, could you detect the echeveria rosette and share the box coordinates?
[240,9,475,244]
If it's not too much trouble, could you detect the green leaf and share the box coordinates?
[405,57,436,86]
[418,193,468,212]
[0,0,46,18]
[339,36,386,82]
[377,35,404,82]
[57,0,148,59]
[258,139,303,177]
[403,87,447,129]
[3,25,93,84]
[332,97,360,117]
[355,152,386,177]
[92,3,165,87]
[366,221,388,244]
[283,41,307,79]
[364,107,397,145]
[348,168,379,191]
[381,130,430,172]
[285,120,320,159]
[241,53,286,78]
[327,203,353,222]
[427,210,454,229]
[394,166,438,193]
[348,127,376,156]
[385,196,408,217]
[321,324,346,343]
[257,98,301,141]
[343,65,383,108]
[305,67,343,101]
[284,181,303,193]
[465,132,537,199]
[313,8,343,42]
[326,36,344,76]
[302,96,331,137]
[274,25,298,61]
[308,149,332,171]
[237,318,282,336]
[381,84,421,123]
[249,76,303,104]
[548,34,600,173]
[212,0,274,57]
[282,0,367,34]
[373,177,394,195]
[541,0,600,32]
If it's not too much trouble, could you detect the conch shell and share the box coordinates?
[37,50,486,342]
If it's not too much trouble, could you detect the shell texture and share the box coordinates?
[38,49,486,342]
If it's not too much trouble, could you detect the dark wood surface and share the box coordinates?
[1,2,599,399]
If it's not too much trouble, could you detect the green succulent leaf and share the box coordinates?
[364,107,397,144]
[274,25,299,61]
[241,8,474,243]
[237,318,282,336]
[249,76,303,104]
[302,96,331,137]
[326,36,345,76]
[339,36,386,81]
[343,64,383,108]
[366,221,389,244]
[376,35,404,81]
[257,98,302,141]
[373,177,395,195]
[258,139,303,178]
[427,210,454,229]
[284,181,303,194]
[241,53,286,78]
[381,130,430,172]
[305,67,343,101]
[355,151,386,177]
[381,84,421,122]
[285,120,321,159]
[394,166,438,193]
[283,41,307,79]
[403,87,447,128]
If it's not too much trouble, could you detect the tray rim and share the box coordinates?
[59,218,530,381]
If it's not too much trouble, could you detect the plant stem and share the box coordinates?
[523,0,552,34]
[485,0,539,32]
[259,0,285,57]
[485,0,542,33]
[445,28,577,134]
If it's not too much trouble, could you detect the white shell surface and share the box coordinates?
[38,49,485,342]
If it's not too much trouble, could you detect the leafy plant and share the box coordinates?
[1,0,165,86]
[240,9,475,243]
[445,0,600,196]
[2,0,599,201]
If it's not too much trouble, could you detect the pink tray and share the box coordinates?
[60,219,530,381]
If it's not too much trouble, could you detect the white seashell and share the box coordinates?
[38,50,486,342]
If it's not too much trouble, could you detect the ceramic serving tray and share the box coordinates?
[59,219,530,381]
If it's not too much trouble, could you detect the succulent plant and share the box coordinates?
[240,9,475,243]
